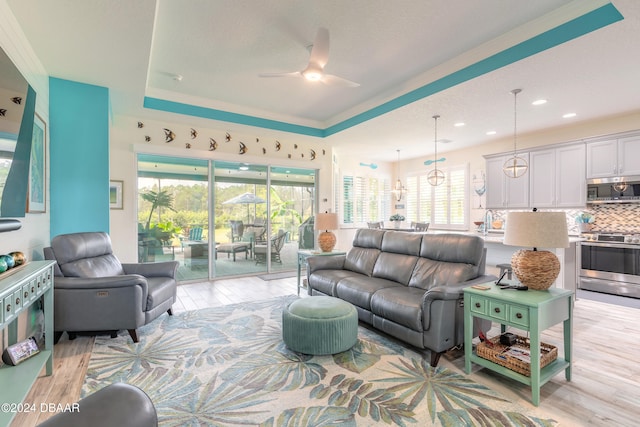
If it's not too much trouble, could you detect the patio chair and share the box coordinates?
[180,226,204,251]
[254,229,287,264]
[230,220,245,242]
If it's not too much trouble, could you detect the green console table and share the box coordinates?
[0,261,55,427]
[463,283,573,406]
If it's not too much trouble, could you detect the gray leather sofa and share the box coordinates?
[306,229,495,366]
[44,232,178,343]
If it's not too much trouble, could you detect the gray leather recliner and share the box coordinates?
[44,232,178,343]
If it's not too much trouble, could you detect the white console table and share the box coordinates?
[0,261,55,427]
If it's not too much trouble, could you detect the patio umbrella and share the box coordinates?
[222,192,266,223]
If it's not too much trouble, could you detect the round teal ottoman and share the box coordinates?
[283,296,358,355]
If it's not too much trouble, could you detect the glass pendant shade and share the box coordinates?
[503,155,528,178]
[392,150,406,201]
[503,88,528,178]
[427,169,445,186]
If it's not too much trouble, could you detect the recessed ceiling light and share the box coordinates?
[532,99,547,106]
[454,122,465,127]
[486,130,497,135]
[239,166,249,171]
[563,113,577,118]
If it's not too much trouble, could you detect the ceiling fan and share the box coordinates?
[259,28,360,87]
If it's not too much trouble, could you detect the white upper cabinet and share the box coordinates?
[531,144,586,208]
[486,153,529,209]
[587,136,640,178]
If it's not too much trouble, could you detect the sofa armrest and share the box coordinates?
[306,254,346,273]
[421,274,497,329]
[122,261,179,278]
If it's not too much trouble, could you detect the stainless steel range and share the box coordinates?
[579,232,640,299]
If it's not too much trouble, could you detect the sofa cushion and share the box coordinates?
[372,252,418,285]
[370,286,426,331]
[408,258,477,290]
[420,234,484,268]
[336,276,401,310]
[308,270,363,296]
[344,229,384,276]
[380,231,422,255]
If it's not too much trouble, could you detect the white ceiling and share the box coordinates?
[6,0,640,162]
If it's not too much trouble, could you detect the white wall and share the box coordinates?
[0,1,50,261]
[109,114,333,262]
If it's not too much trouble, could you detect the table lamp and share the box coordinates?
[503,211,569,290]
[315,212,338,252]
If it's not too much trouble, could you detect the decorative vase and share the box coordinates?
[578,223,593,233]
[394,221,400,229]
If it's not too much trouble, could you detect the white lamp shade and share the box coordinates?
[315,213,338,231]
[503,211,569,248]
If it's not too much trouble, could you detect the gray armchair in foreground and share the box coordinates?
[44,232,178,343]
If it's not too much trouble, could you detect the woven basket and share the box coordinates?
[476,334,557,376]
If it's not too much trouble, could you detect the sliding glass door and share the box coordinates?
[138,154,210,281]
[137,154,316,281]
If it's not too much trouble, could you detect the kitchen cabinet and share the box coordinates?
[530,144,586,208]
[586,136,640,178]
[486,153,529,209]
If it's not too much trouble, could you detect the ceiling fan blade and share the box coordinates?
[321,73,360,88]
[309,27,330,68]
[258,71,302,78]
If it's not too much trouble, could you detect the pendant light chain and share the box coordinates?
[428,114,445,186]
[502,88,528,178]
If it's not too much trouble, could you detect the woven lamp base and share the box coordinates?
[511,249,560,290]
[318,231,336,252]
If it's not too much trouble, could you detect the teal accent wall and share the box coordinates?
[49,78,110,237]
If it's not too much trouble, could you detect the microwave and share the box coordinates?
[587,176,640,203]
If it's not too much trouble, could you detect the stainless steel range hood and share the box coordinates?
[587,175,640,204]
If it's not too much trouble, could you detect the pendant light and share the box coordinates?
[428,115,445,186]
[503,88,528,178]
[392,149,407,201]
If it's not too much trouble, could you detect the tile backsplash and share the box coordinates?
[488,204,640,235]
[584,204,640,233]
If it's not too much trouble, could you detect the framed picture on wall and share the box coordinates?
[110,180,123,209]
[27,113,46,213]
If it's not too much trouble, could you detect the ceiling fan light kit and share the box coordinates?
[392,149,407,202]
[259,28,359,87]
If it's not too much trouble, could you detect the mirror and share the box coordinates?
[0,45,34,221]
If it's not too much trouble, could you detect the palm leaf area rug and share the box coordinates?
[83,295,557,426]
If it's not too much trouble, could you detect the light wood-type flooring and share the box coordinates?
[13,276,640,426]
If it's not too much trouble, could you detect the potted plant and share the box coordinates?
[389,214,405,229]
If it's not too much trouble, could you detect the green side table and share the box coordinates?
[297,249,346,295]
[463,283,573,406]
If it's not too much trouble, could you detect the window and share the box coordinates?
[340,173,390,225]
[406,164,469,230]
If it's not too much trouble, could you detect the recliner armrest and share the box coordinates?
[122,260,178,278]
[53,274,148,290]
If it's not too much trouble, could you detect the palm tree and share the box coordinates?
[141,189,176,231]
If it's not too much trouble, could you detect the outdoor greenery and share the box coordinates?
[138,182,314,245]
